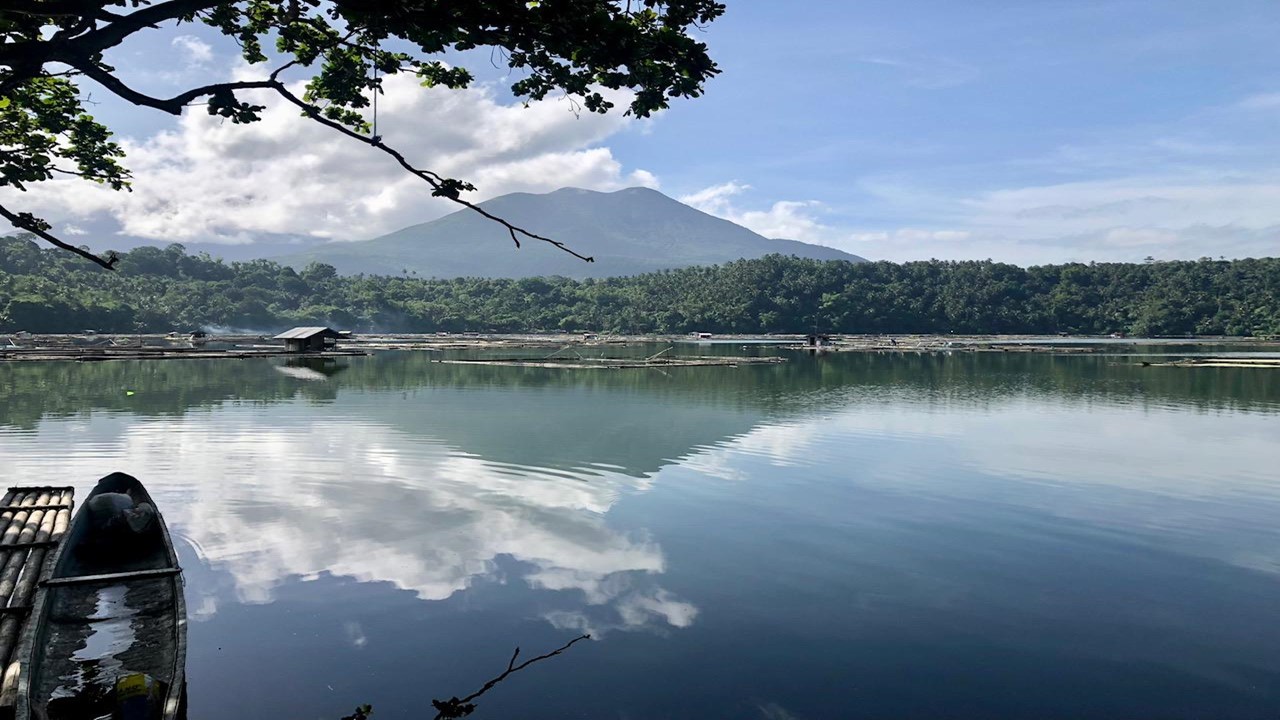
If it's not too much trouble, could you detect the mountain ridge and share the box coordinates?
[271,186,865,278]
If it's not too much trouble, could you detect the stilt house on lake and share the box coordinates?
[273,326,342,353]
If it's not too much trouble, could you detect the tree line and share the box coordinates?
[1,235,1277,336]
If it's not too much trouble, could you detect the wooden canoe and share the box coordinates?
[14,472,186,720]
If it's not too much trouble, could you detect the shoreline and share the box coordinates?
[3,332,1278,363]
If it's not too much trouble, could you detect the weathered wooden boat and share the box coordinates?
[14,473,186,720]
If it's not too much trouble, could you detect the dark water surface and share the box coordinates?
[2,349,1278,719]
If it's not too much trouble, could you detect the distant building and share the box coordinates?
[806,333,833,347]
[273,327,342,353]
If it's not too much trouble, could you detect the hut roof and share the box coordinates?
[272,326,340,340]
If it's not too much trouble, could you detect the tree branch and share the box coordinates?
[64,0,224,56]
[0,202,117,269]
[72,60,276,114]
[269,80,595,264]
[0,0,223,95]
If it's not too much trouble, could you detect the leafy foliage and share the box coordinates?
[2,236,1277,336]
[0,0,724,265]
[0,75,129,192]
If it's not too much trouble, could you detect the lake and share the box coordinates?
[2,348,1278,719]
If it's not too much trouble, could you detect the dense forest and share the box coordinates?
[2,235,1278,336]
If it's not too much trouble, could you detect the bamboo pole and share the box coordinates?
[0,488,74,709]
[0,508,47,606]
[0,659,18,708]
[0,492,25,525]
[0,496,68,668]
[0,509,31,547]
[0,491,44,607]
[0,489,45,548]
[0,492,25,545]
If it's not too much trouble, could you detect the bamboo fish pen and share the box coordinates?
[0,486,75,710]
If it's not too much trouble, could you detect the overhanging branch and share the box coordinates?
[73,60,276,115]
[0,202,117,269]
[0,0,224,91]
[63,0,224,56]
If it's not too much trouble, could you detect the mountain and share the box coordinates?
[272,187,865,278]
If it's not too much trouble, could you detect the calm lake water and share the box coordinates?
[2,348,1279,719]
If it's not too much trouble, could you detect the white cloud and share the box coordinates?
[678,171,1280,264]
[1236,92,1280,110]
[849,228,972,244]
[680,86,1280,265]
[837,170,1280,263]
[734,201,826,241]
[171,35,213,66]
[626,169,660,189]
[679,182,834,242]
[5,71,655,244]
[1100,227,1178,247]
[680,180,750,212]
[966,177,1280,233]
[683,181,973,254]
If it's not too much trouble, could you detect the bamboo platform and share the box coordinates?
[0,347,369,362]
[432,355,787,369]
[0,486,75,710]
[1145,357,1280,368]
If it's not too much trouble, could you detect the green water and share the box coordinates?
[1,349,1278,718]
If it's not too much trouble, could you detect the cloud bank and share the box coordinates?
[4,71,656,244]
[680,172,1280,265]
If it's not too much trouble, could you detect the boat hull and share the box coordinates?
[15,473,186,720]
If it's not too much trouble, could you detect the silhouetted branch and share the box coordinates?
[0,202,117,269]
[72,60,277,115]
[0,0,224,95]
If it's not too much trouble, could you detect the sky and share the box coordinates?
[7,0,1280,265]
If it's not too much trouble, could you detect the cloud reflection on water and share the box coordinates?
[0,413,697,635]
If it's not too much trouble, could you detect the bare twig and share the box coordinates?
[0,202,117,269]
[431,634,590,719]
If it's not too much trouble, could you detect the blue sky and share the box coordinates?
[9,1,1280,264]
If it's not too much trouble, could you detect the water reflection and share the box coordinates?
[272,357,350,382]
[3,415,695,637]
[0,350,1278,718]
[3,350,1278,433]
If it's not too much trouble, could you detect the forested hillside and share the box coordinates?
[2,236,1277,336]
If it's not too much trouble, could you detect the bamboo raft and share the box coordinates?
[0,347,369,362]
[1144,357,1280,368]
[432,355,787,369]
[0,486,75,711]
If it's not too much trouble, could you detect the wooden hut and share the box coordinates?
[273,327,341,353]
